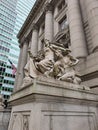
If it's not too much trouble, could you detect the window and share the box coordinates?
[59,16,68,30]
[0,45,10,52]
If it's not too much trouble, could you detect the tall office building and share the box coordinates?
[0,0,35,99]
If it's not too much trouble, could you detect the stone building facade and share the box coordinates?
[16,0,98,91]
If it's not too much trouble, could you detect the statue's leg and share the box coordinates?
[58,73,73,82]
[53,62,62,78]
[73,76,81,84]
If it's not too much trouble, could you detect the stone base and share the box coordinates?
[8,77,98,130]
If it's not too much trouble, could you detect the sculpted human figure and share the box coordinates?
[24,39,55,79]
[53,50,81,84]
[52,48,71,78]
[24,50,42,79]
[36,39,55,75]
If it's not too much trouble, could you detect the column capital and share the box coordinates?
[32,23,38,30]
[20,38,29,48]
[44,3,53,12]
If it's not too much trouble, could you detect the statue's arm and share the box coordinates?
[70,57,79,66]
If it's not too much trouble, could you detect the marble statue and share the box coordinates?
[24,39,81,84]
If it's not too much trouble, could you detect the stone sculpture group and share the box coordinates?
[24,39,81,84]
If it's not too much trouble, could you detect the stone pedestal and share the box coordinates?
[8,77,98,130]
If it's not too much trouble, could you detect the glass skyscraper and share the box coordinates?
[0,0,35,99]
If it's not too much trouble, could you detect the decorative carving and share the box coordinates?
[23,116,29,130]
[8,114,16,130]
[9,113,23,130]
[8,113,30,130]
[24,39,81,84]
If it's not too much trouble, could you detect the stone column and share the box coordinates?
[14,45,23,91]
[16,39,28,89]
[27,39,31,61]
[85,0,98,52]
[54,6,59,36]
[38,39,42,51]
[68,0,88,58]
[38,26,42,51]
[44,3,53,42]
[39,26,43,35]
[31,25,38,56]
